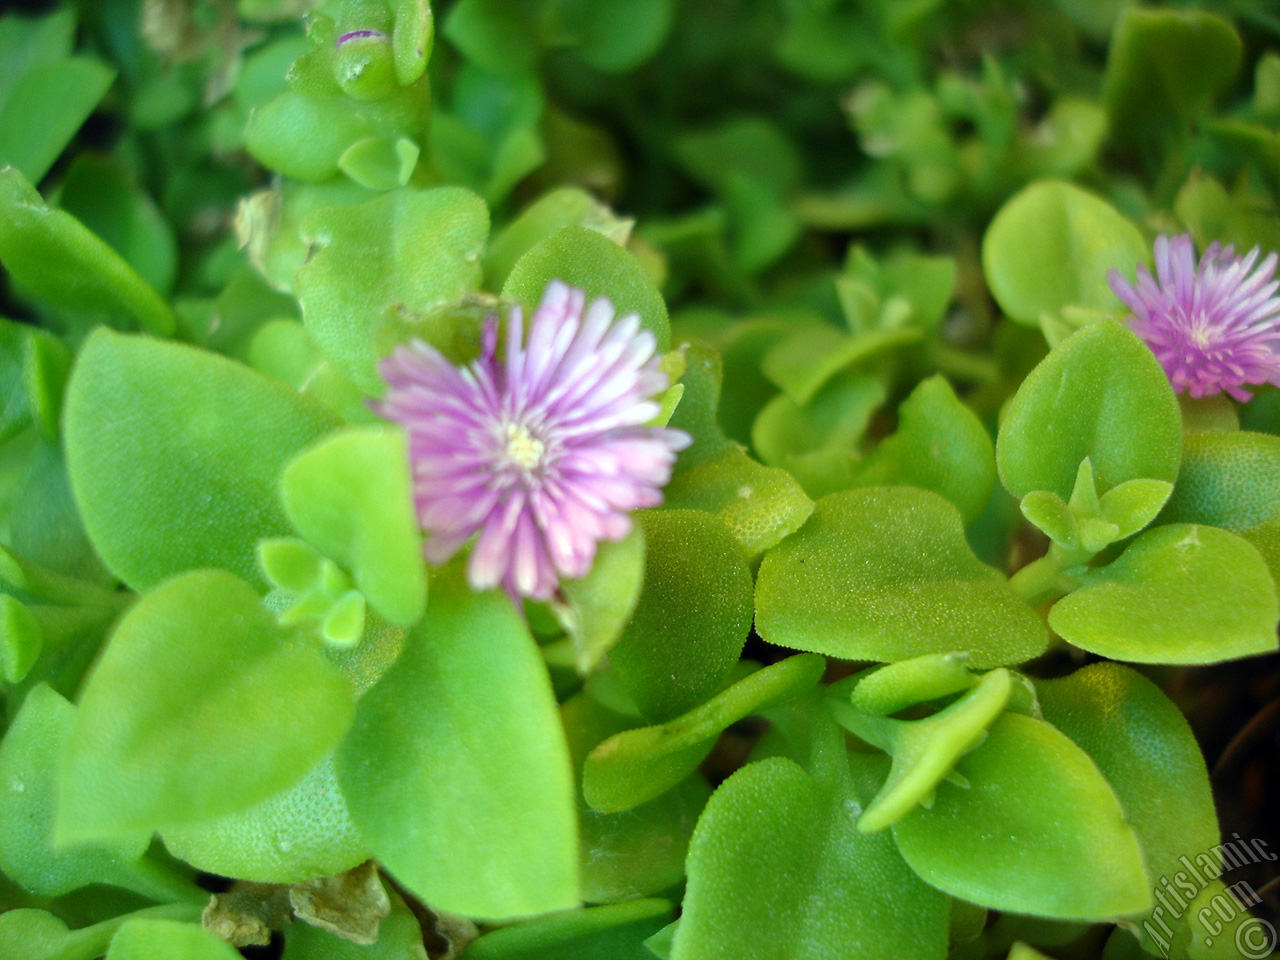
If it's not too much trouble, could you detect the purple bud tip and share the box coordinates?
[336,29,387,48]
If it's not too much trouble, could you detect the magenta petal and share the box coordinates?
[1112,233,1280,400]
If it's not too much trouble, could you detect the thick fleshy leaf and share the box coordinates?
[0,57,114,185]
[751,372,883,473]
[336,564,579,919]
[160,755,368,885]
[295,186,489,393]
[63,329,336,591]
[1048,524,1279,664]
[1038,664,1249,959]
[1160,431,1280,532]
[609,510,752,722]
[982,181,1147,326]
[281,426,426,627]
[892,713,1151,919]
[159,612,404,883]
[850,376,995,524]
[839,669,1014,832]
[0,169,174,336]
[755,488,1046,667]
[0,685,196,900]
[1175,170,1280,256]
[59,570,355,841]
[106,919,240,960]
[553,525,644,673]
[583,654,825,813]
[673,756,949,960]
[848,653,976,717]
[762,325,921,406]
[996,321,1182,500]
[0,905,201,960]
[503,226,669,350]
[562,693,708,904]
[483,187,632,289]
[664,343,813,557]
[465,900,672,960]
[1104,9,1241,151]
[57,155,177,297]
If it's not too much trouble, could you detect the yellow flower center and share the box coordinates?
[504,422,545,471]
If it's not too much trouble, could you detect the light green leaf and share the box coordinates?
[609,510,752,722]
[57,155,177,298]
[1098,479,1173,541]
[1160,431,1280,532]
[562,693,708,904]
[0,57,114,184]
[281,426,425,627]
[851,376,995,524]
[336,563,579,919]
[1039,664,1249,959]
[465,900,672,960]
[892,713,1151,919]
[664,343,813,557]
[751,371,883,471]
[161,755,368,885]
[503,226,670,350]
[847,653,976,717]
[755,488,1046,667]
[59,570,355,841]
[393,0,433,85]
[583,654,825,813]
[996,321,1182,500]
[0,169,174,336]
[1049,524,1279,664]
[483,187,632,290]
[553,525,645,674]
[63,329,336,591]
[838,669,1014,832]
[673,756,948,960]
[762,325,922,406]
[0,905,201,960]
[0,685,195,900]
[982,181,1148,326]
[0,594,41,683]
[106,919,240,960]
[296,186,489,393]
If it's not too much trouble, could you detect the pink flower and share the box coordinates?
[376,281,690,601]
[1108,233,1280,401]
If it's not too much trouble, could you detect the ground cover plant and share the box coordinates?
[0,0,1279,958]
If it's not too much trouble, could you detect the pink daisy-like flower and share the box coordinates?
[1107,233,1280,401]
[376,281,690,601]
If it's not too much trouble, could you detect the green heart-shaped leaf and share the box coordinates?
[281,426,426,627]
[673,756,948,960]
[336,563,579,919]
[1048,523,1279,664]
[59,570,355,841]
[982,181,1148,327]
[755,488,1045,667]
[63,329,336,591]
[996,321,1182,501]
[892,713,1151,920]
